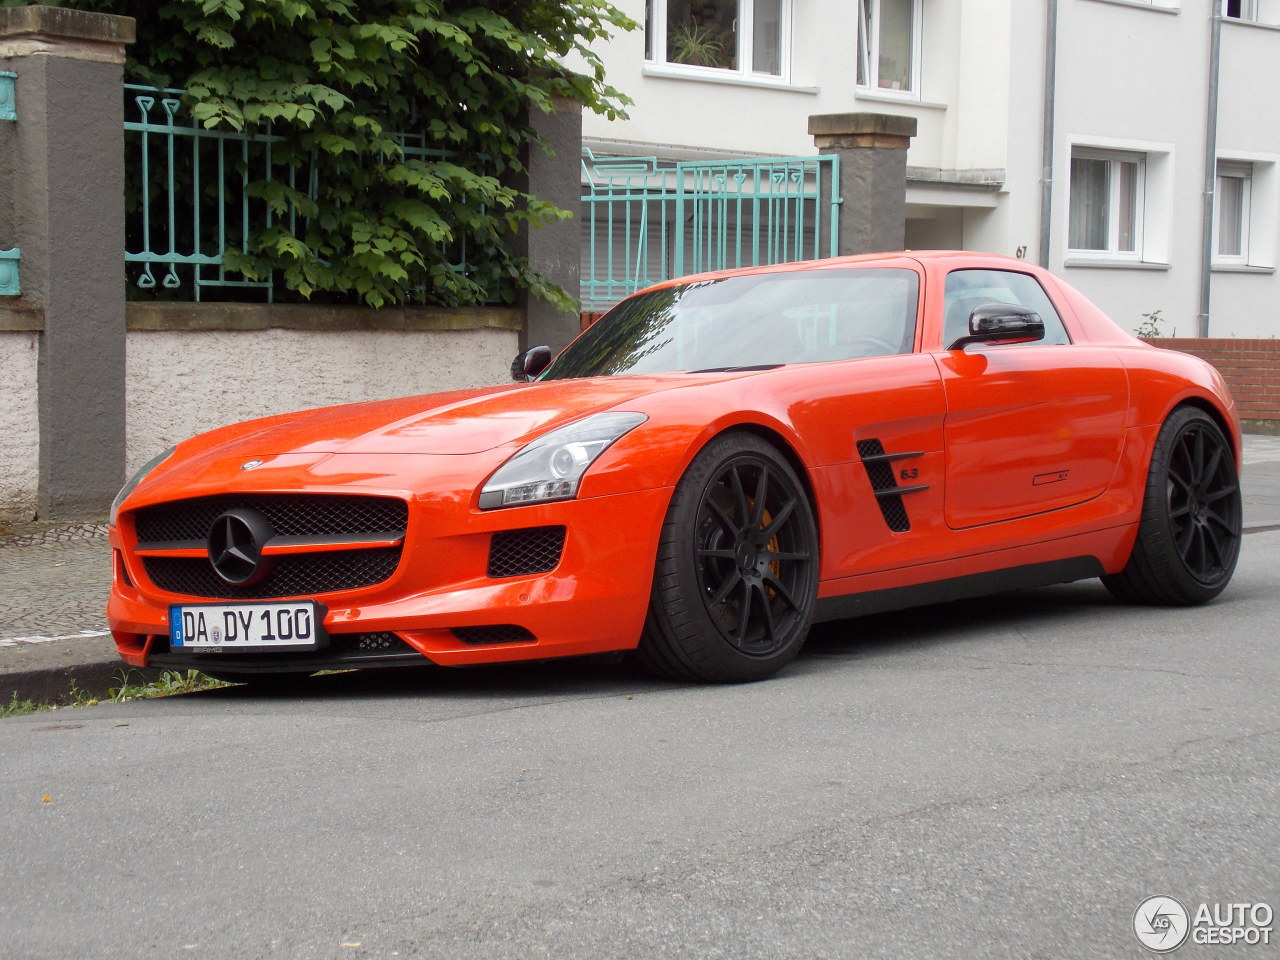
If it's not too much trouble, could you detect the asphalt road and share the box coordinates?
[2,530,1277,959]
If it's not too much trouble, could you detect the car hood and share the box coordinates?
[183,374,708,459]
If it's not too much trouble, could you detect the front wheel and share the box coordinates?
[639,432,819,682]
[1103,406,1242,605]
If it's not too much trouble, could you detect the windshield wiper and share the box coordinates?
[684,363,783,374]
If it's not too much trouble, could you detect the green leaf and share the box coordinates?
[109,0,636,308]
[195,25,237,49]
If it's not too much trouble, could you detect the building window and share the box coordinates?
[857,0,922,95]
[1215,162,1251,263]
[1068,149,1145,256]
[647,0,788,78]
[1222,1,1280,27]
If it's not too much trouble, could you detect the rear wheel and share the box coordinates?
[1103,406,1241,605]
[639,432,819,682]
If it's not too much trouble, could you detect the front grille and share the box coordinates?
[452,625,536,645]
[143,548,401,599]
[329,632,415,656]
[132,493,408,600]
[487,526,566,578]
[146,630,424,672]
[151,630,414,658]
[135,494,407,544]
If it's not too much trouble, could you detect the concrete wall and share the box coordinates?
[1040,1,1204,334]
[1210,17,1280,338]
[0,5,133,519]
[3,302,520,517]
[125,326,518,474]
[123,304,520,474]
[0,332,39,522]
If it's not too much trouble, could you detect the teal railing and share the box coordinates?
[581,149,841,311]
[123,84,452,301]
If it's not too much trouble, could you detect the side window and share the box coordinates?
[942,269,1071,349]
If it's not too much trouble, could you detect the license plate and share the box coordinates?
[169,601,324,652]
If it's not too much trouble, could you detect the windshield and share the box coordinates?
[544,268,920,379]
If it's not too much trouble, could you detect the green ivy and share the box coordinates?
[5,0,635,308]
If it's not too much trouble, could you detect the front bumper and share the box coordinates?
[107,483,671,673]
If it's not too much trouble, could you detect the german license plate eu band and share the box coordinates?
[169,601,324,652]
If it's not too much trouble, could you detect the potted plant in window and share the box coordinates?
[669,22,733,68]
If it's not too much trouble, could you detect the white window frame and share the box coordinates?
[1212,152,1279,271]
[1221,0,1280,26]
[1067,148,1146,260]
[646,0,793,82]
[1086,0,1180,10]
[1223,0,1258,20]
[1064,138,1174,268]
[1214,161,1252,265]
[856,0,924,98]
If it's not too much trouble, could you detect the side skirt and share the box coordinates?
[812,556,1106,624]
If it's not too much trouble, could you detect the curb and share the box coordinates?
[2,662,158,706]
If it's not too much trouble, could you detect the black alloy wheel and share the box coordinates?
[1103,406,1242,605]
[640,432,819,682]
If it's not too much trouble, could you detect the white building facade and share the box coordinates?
[580,0,1280,337]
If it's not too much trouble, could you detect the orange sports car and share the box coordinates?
[107,252,1242,684]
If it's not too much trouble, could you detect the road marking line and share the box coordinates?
[0,629,111,648]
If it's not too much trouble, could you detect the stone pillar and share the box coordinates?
[514,98,583,354]
[808,112,917,256]
[0,6,134,519]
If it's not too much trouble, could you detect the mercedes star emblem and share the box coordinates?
[207,507,277,586]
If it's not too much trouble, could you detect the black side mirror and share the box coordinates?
[511,345,553,382]
[947,303,1045,351]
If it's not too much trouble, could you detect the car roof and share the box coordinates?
[638,251,1033,292]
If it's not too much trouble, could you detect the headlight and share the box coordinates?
[479,412,647,509]
[109,445,176,526]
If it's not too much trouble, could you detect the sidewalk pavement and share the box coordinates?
[4,435,1280,705]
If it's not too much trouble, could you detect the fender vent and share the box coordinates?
[857,439,929,533]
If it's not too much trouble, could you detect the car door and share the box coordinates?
[772,263,951,579]
[934,268,1129,530]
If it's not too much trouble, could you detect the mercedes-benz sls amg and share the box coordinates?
[107,252,1242,683]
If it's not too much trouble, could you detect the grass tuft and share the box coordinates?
[1,670,228,718]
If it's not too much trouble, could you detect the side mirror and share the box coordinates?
[947,302,1045,351]
[511,345,553,382]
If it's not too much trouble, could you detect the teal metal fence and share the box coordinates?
[580,149,841,311]
[123,84,452,301]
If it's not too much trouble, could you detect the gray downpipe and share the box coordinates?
[1198,6,1223,337]
[1038,0,1058,267]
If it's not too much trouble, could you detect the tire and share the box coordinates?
[638,432,819,682]
[1103,406,1242,605]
